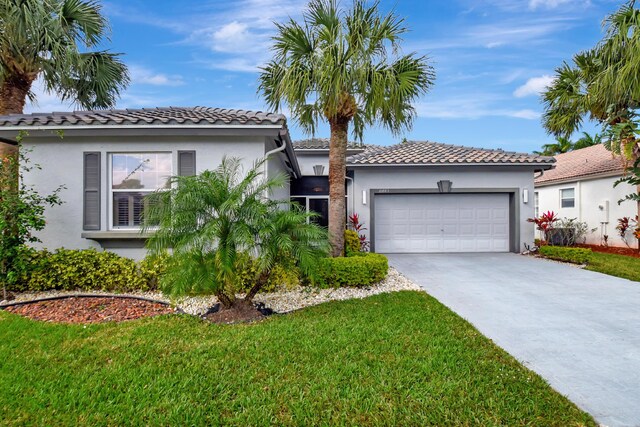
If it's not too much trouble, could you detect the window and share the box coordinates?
[560,188,575,208]
[110,153,172,228]
[534,191,539,217]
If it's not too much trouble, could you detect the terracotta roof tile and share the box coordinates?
[0,106,286,127]
[535,144,623,185]
[347,140,553,165]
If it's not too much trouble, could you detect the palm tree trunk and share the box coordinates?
[244,271,268,303]
[0,73,33,115]
[328,116,349,257]
[216,291,235,309]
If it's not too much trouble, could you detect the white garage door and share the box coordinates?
[374,193,510,253]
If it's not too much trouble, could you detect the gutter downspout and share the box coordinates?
[264,137,288,198]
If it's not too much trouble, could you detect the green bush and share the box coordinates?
[12,249,166,293]
[345,229,361,254]
[317,253,388,288]
[234,253,300,293]
[539,246,592,264]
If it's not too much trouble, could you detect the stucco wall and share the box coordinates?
[295,152,330,176]
[536,176,637,247]
[350,166,537,252]
[22,134,271,260]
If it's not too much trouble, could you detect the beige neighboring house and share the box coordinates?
[534,144,637,247]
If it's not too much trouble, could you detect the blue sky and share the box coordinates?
[27,0,623,153]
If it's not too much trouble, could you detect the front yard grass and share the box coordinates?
[586,251,640,282]
[0,291,594,426]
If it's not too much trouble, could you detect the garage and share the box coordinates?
[374,193,510,253]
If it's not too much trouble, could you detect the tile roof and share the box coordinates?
[535,144,624,185]
[293,138,366,150]
[0,106,286,127]
[347,140,554,166]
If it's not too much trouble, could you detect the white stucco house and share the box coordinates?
[0,106,554,258]
[534,144,637,247]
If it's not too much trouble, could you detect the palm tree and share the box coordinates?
[258,0,434,256]
[0,0,129,115]
[143,157,329,311]
[574,132,602,150]
[542,0,640,249]
[535,136,574,156]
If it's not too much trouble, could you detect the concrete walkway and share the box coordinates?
[387,253,640,427]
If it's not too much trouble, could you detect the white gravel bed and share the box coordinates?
[1,267,423,316]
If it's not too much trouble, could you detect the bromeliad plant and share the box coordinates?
[143,157,329,310]
[616,216,640,249]
[527,211,559,244]
[348,213,369,252]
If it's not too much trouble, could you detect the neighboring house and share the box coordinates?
[534,144,637,247]
[0,107,554,257]
[0,107,299,260]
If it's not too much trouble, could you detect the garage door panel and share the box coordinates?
[375,193,510,253]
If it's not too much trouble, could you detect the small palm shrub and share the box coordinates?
[143,157,329,309]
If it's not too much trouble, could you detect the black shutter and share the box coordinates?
[178,151,196,176]
[83,152,101,230]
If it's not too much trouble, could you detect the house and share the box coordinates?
[0,107,299,260]
[534,144,637,247]
[0,107,554,258]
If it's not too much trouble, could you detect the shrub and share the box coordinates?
[316,253,388,288]
[344,230,360,254]
[547,218,594,246]
[539,246,592,265]
[12,249,166,293]
[234,252,300,293]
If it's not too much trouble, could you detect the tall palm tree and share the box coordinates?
[143,157,329,310]
[258,0,434,256]
[0,0,129,115]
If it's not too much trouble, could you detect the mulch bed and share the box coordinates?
[577,243,640,259]
[2,296,175,324]
[203,301,273,324]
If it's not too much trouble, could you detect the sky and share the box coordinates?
[26,0,624,153]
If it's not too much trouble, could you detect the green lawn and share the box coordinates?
[587,251,640,282]
[0,291,594,426]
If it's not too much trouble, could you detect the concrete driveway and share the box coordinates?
[387,253,640,427]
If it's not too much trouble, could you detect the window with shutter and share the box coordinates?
[110,153,172,228]
[83,152,101,230]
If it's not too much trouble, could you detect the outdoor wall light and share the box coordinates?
[437,180,452,193]
[313,164,325,176]
[522,189,529,204]
[362,190,367,205]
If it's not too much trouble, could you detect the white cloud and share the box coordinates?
[24,78,74,113]
[415,94,540,121]
[513,75,554,98]
[211,21,253,53]
[129,65,184,86]
[528,0,588,10]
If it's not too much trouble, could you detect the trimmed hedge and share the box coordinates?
[344,230,361,254]
[539,246,592,265]
[11,249,168,293]
[317,253,388,288]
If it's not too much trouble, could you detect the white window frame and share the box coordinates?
[534,191,539,217]
[560,187,575,208]
[290,195,349,224]
[108,152,172,230]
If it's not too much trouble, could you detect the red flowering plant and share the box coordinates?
[348,213,369,252]
[617,216,640,249]
[527,211,559,245]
